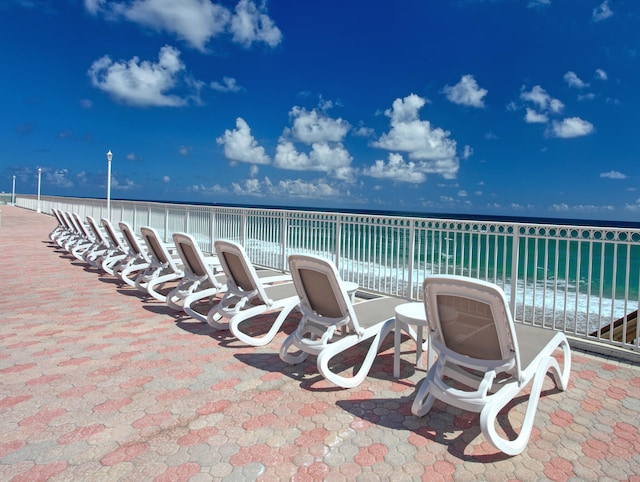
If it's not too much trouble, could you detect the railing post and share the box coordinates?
[210,210,216,253]
[280,211,288,271]
[163,206,169,243]
[184,207,189,233]
[334,215,343,270]
[510,228,520,314]
[241,211,248,246]
[407,220,416,300]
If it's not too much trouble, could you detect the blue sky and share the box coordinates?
[1,0,639,222]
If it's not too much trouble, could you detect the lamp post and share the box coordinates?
[36,167,42,213]
[11,175,15,205]
[106,150,113,219]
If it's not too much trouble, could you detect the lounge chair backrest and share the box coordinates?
[423,275,522,376]
[87,216,109,245]
[140,226,179,271]
[66,212,83,235]
[173,233,220,287]
[289,254,360,332]
[101,218,124,250]
[72,213,92,239]
[52,208,64,226]
[58,210,72,230]
[299,268,343,318]
[118,222,147,259]
[214,240,267,300]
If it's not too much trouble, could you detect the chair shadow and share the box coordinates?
[234,329,563,461]
[336,381,564,462]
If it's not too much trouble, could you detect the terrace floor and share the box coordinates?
[1,204,640,481]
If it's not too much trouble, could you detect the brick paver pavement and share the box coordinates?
[1,205,640,481]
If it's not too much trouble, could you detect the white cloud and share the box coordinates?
[352,126,375,137]
[84,0,106,15]
[362,153,426,183]
[274,179,340,198]
[462,145,473,160]
[443,74,487,108]
[549,117,594,138]
[524,108,548,124]
[210,77,242,93]
[595,68,608,81]
[85,0,281,52]
[578,93,596,101]
[80,98,93,109]
[190,183,228,195]
[44,168,74,188]
[112,0,230,52]
[111,176,137,190]
[163,175,170,183]
[625,200,640,212]
[551,203,614,213]
[288,106,351,144]
[520,85,564,113]
[273,141,309,170]
[593,1,613,22]
[373,94,459,179]
[230,177,341,199]
[179,145,191,156]
[273,140,353,176]
[527,0,550,7]
[308,143,353,171]
[232,178,262,195]
[216,117,271,165]
[88,45,199,107]
[230,0,282,48]
[126,152,143,161]
[271,103,354,177]
[600,170,627,179]
[564,71,588,88]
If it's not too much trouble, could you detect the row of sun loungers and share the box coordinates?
[47,208,571,455]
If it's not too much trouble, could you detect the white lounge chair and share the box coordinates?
[50,209,71,247]
[67,213,96,261]
[82,216,110,269]
[49,208,67,243]
[135,226,184,302]
[113,221,151,287]
[207,240,297,346]
[411,275,571,455]
[166,232,226,322]
[279,254,405,388]
[98,218,128,275]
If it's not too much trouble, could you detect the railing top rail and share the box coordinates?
[23,194,640,235]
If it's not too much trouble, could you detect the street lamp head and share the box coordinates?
[106,150,113,162]
[38,167,42,174]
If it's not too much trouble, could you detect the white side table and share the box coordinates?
[393,302,429,378]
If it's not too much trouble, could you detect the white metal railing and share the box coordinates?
[19,194,640,353]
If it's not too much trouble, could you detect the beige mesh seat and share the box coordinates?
[412,275,571,455]
[279,254,405,388]
[207,240,297,346]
